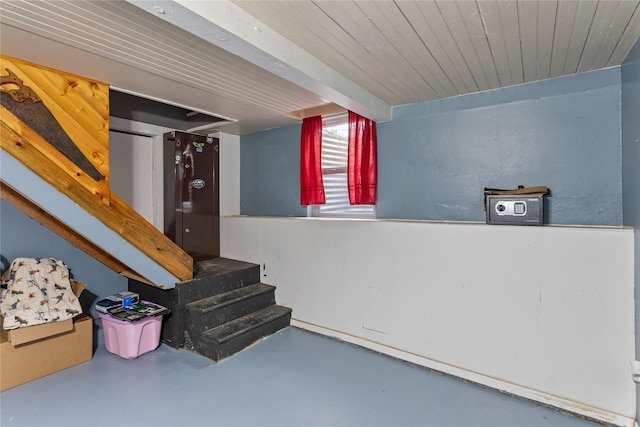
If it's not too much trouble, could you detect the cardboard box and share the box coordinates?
[0,280,93,391]
[3,316,74,346]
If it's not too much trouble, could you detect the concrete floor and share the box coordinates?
[0,325,611,427]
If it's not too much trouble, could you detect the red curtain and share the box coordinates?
[300,115,325,205]
[348,111,377,205]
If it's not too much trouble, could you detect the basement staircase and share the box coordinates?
[128,258,292,362]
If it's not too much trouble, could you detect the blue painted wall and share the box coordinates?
[378,68,622,225]
[241,68,623,226]
[622,40,640,227]
[241,124,307,216]
[0,200,128,318]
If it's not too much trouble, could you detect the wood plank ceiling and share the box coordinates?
[233,0,640,105]
[1,0,639,135]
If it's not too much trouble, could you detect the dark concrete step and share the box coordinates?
[193,305,292,362]
[128,257,261,348]
[186,283,276,336]
[177,258,261,307]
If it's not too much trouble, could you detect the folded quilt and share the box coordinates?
[1,258,83,330]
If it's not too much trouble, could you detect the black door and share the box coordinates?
[163,131,219,261]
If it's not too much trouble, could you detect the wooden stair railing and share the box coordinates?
[0,55,193,284]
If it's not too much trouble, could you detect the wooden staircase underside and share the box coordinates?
[0,55,192,287]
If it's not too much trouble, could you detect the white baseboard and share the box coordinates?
[291,319,635,427]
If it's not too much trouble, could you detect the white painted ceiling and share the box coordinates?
[1,0,639,135]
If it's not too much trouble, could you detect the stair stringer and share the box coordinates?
[1,154,183,288]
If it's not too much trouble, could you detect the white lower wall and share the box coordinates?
[221,216,635,425]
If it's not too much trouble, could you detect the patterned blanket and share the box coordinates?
[1,258,83,330]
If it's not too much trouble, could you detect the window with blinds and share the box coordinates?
[311,115,376,218]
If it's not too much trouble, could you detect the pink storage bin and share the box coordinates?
[99,311,163,359]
